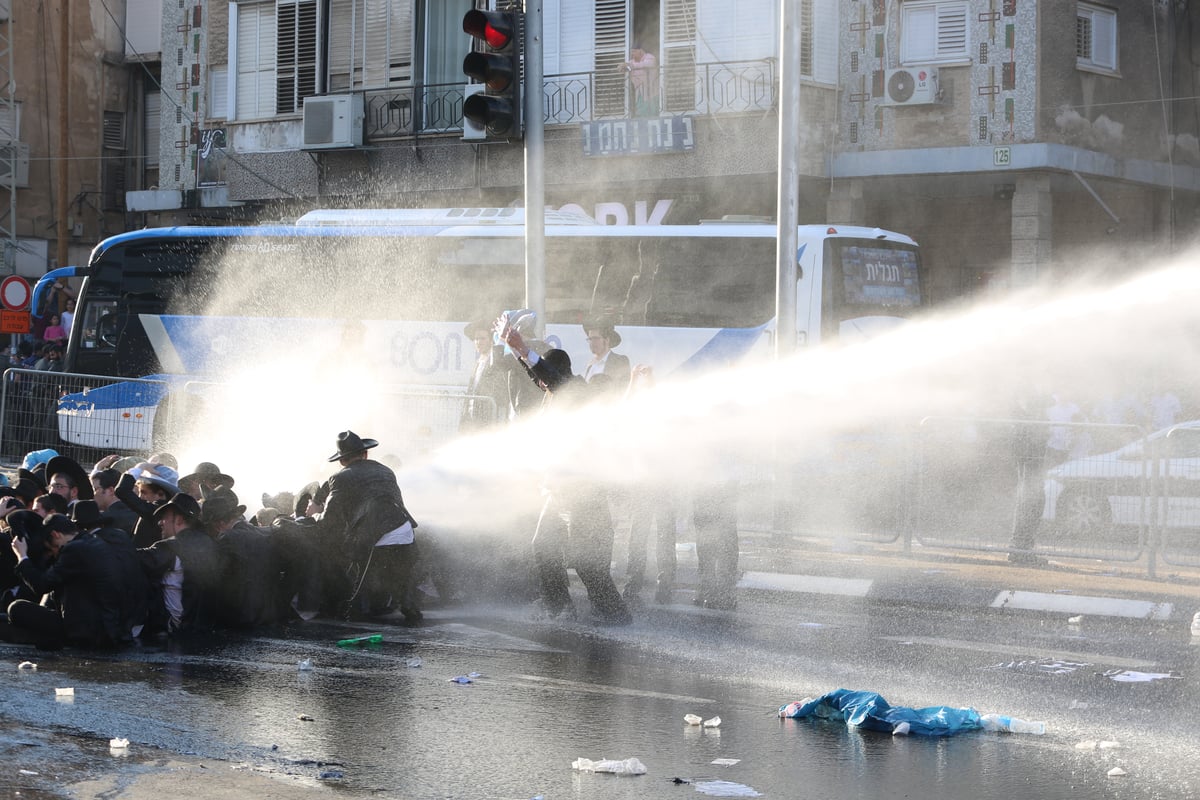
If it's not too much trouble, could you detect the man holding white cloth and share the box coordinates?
[310,431,421,622]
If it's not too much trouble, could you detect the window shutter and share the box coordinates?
[662,0,696,112]
[935,3,967,56]
[811,0,838,84]
[901,5,937,63]
[236,2,277,119]
[208,65,229,119]
[593,0,627,117]
[144,91,161,168]
[276,0,319,115]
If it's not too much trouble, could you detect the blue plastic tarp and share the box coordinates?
[779,689,983,737]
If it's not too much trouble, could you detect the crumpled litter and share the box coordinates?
[405,657,422,668]
[571,757,646,776]
[779,689,983,737]
[1108,767,1128,778]
[693,779,763,797]
[450,675,474,684]
[109,738,129,749]
[684,714,703,725]
[55,687,74,696]
[703,716,721,728]
[711,758,740,767]
[318,769,344,780]
[297,659,314,671]
[17,661,36,671]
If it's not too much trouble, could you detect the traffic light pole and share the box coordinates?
[775,0,801,360]
[523,0,546,338]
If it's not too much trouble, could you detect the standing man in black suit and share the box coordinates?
[581,321,630,390]
[308,431,421,622]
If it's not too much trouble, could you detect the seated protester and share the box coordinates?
[70,500,150,642]
[0,506,52,606]
[32,492,69,519]
[116,462,180,548]
[138,494,220,636]
[201,486,280,629]
[266,489,325,621]
[0,514,130,649]
[89,468,139,535]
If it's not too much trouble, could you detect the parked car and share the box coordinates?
[1043,420,1200,538]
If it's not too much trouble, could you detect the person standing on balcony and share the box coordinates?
[623,43,659,117]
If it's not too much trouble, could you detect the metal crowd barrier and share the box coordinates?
[1154,424,1200,569]
[913,417,1150,564]
[0,368,500,467]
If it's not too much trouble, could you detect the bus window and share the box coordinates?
[78,299,118,350]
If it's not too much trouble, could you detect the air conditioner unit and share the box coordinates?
[0,142,30,188]
[302,94,364,150]
[883,67,939,106]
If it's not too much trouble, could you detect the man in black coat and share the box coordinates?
[139,494,220,636]
[309,431,420,622]
[201,485,280,628]
[1,513,130,649]
[89,468,140,535]
[498,327,632,625]
[69,500,151,638]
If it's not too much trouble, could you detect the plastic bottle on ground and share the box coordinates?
[337,633,383,647]
[980,714,1046,735]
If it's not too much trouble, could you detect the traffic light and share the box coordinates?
[462,9,522,138]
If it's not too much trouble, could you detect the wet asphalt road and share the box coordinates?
[2,589,1197,800]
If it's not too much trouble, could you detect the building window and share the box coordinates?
[233,0,321,120]
[327,0,413,92]
[900,0,968,64]
[102,111,127,211]
[1076,3,1117,72]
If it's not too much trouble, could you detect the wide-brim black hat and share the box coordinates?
[69,499,112,529]
[152,492,201,521]
[328,430,379,462]
[464,320,492,339]
[584,321,621,348]
[46,456,95,500]
[17,467,46,494]
[200,485,246,524]
[181,462,235,489]
[540,349,574,391]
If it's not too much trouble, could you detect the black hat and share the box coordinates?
[46,456,95,500]
[13,478,41,504]
[152,493,202,522]
[17,467,46,494]
[584,320,622,348]
[69,499,112,529]
[43,513,78,537]
[181,462,235,490]
[464,320,492,339]
[200,485,246,525]
[328,430,379,462]
[540,349,574,391]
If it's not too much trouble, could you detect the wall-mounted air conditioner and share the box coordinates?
[883,67,939,106]
[302,94,364,150]
[0,142,30,188]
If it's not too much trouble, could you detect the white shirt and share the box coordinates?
[584,352,611,381]
[163,556,184,627]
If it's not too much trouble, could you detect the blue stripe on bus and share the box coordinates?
[674,324,770,374]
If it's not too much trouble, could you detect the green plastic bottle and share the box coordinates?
[336,633,383,648]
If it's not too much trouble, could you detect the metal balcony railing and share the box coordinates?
[363,58,778,141]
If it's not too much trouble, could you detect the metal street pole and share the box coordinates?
[775,0,801,360]
[524,0,545,338]
[57,0,70,275]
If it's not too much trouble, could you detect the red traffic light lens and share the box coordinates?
[463,10,514,50]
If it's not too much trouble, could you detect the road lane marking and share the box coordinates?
[738,571,873,597]
[991,591,1174,621]
[881,635,1157,669]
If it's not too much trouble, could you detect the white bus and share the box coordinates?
[35,208,923,449]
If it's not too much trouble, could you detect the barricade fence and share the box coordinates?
[0,368,499,468]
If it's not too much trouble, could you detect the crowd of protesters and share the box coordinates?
[0,313,739,651]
